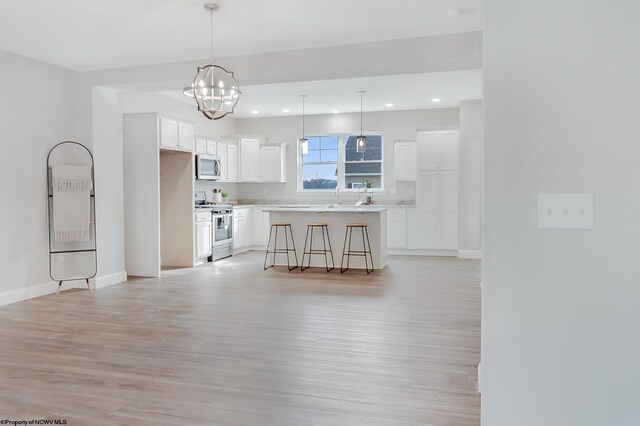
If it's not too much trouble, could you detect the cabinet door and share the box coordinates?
[159,118,178,149]
[178,122,194,151]
[260,146,280,181]
[216,142,228,180]
[416,172,438,248]
[386,209,407,248]
[195,138,207,155]
[196,222,212,258]
[233,216,247,248]
[227,144,238,181]
[438,171,459,249]
[438,131,459,170]
[393,142,417,181]
[206,140,217,156]
[240,138,260,181]
[417,132,438,170]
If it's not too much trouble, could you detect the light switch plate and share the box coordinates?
[538,193,594,229]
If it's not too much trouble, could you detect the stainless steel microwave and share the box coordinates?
[195,155,221,180]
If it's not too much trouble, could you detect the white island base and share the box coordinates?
[264,207,387,270]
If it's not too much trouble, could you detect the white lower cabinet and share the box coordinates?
[250,208,270,245]
[386,208,407,248]
[413,171,458,250]
[233,208,249,250]
[194,212,212,259]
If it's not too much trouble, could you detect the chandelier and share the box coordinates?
[183,3,241,120]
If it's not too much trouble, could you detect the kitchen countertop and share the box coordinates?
[234,203,414,209]
[263,206,388,213]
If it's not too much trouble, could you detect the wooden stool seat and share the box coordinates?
[272,222,291,226]
[346,223,368,227]
[301,223,335,272]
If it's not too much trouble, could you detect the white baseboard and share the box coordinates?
[95,270,127,289]
[0,270,127,307]
[458,250,483,259]
[388,248,458,257]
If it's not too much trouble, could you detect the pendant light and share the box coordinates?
[300,95,309,154]
[357,91,366,153]
[183,3,241,120]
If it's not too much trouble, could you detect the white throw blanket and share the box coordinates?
[52,165,93,242]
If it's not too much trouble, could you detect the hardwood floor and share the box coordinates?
[0,252,481,425]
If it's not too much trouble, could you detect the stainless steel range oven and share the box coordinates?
[211,206,233,261]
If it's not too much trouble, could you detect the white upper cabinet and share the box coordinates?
[393,142,417,181]
[195,137,219,156]
[195,137,207,155]
[178,122,194,151]
[227,143,238,181]
[239,138,260,181]
[216,142,228,180]
[159,117,178,149]
[160,116,194,152]
[206,140,217,156]
[417,130,459,171]
[259,144,287,182]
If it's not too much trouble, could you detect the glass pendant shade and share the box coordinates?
[300,138,309,154]
[183,64,241,120]
[356,135,366,153]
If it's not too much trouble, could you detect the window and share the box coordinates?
[300,135,338,190]
[344,134,382,189]
[298,134,383,191]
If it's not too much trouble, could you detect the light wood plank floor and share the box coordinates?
[0,252,481,425]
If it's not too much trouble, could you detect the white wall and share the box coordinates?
[0,50,76,303]
[459,100,483,256]
[483,1,640,425]
[235,108,460,203]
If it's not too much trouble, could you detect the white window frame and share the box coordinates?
[297,133,384,194]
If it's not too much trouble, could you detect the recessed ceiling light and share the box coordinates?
[385,103,394,108]
[282,108,290,113]
[432,98,441,103]
[251,110,259,114]
[332,110,340,114]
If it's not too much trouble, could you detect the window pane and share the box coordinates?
[302,164,337,189]
[302,149,320,163]
[321,149,338,162]
[345,135,382,161]
[307,136,320,150]
[320,135,338,150]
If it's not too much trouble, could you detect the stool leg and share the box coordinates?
[301,226,310,271]
[340,226,349,273]
[284,225,291,270]
[264,225,274,270]
[361,227,370,274]
[325,225,335,271]
[288,225,299,269]
[273,225,279,267]
[364,226,374,274]
[321,225,334,272]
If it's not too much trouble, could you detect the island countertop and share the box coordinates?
[262,206,388,213]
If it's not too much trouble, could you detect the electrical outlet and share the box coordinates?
[538,194,594,229]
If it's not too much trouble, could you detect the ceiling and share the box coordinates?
[160,69,483,118]
[0,0,482,71]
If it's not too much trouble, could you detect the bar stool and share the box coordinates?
[340,223,374,274]
[264,222,299,271]
[301,223,335,272]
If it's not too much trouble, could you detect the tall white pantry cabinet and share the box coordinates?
[413,130,459,250]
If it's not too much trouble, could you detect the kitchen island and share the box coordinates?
[263,206,387,270]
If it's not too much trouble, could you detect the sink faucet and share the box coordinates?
[335,187,342,205]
